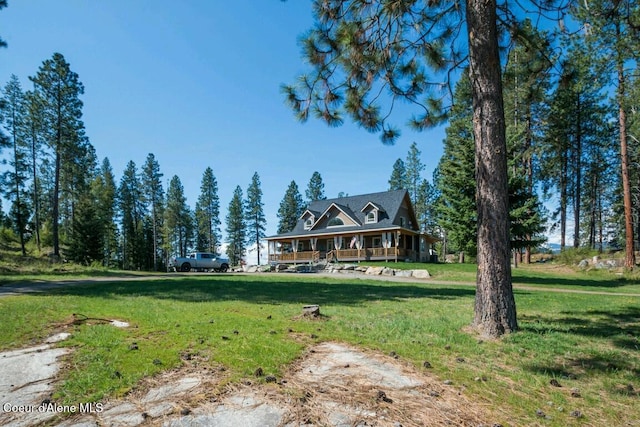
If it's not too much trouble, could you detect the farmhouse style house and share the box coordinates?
[267,189,438,264]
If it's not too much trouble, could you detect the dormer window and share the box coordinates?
[304,218,314,230]
[365,211,377,224]
[327,217,344,227]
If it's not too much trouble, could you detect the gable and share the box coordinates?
[311,203,360,230]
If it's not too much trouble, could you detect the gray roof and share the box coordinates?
[269,189,417,239]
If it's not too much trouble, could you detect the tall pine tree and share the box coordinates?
[226,185,246,266]
[434,72,477,258]
[388,159,406,191]
[29,53,87,258]
[1,75,30,255]
[195,167,221,253]
[305,171,326,203]
[277,180,303,234]
[142,153,164,271]
[118,161,145,269]
[164,175,192,258]
[245,172,266,264]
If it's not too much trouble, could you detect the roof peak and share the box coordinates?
[321,189,407,204]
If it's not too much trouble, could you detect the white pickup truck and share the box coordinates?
[169,252,230,272]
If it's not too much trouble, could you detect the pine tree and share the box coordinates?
[66,191,103,265]
[245,172,266,264]
[164,175,193,258]
[388,159,406,191]
[434,72,477,258]
[142,153,164,271]
[404,142,428,230]
[118,161,145,269]
[29,53,87,258]
[1,75,31,255]
[23,89,45,251]
[405,142,425,203]
[194,167,221,253]
[305,171,326,203]
[502,19,552,263]
[226,185,246,266]
[92,158,117,266]
[277,180,303,234]
[541,43,608,251]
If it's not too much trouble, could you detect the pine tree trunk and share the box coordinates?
[560,147,567,250]
[466,0,517,337]
[31,131,42,252]
[573,97,582,249]
[617,24,635,269]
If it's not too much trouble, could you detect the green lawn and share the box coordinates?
[373,260,640,294]
[0,271,638,426]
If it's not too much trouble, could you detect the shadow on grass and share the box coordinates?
[512,273,632,289]
[520,306,640,379]
[31,274,477,306]
[525,351,640,382]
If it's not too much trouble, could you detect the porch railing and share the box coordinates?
[269,251,320,263]
[270,248,413,263]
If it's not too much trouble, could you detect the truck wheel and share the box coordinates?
[220,263,229,272]
[180,262,191,272]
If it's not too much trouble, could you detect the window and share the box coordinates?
[372,237,381,248]
[327,217,344,227]
[399,217,406,227]
[365,211,376,224]
[304,218,313,230]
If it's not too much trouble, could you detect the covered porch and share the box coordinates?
[268,230,435,264]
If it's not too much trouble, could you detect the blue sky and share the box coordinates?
[0,1,446,238]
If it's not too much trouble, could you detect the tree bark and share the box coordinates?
[466,0,518,337]
[617,23,635,269]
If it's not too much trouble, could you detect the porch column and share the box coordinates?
[292,239,298,265]
[395,231,401,263]
[333,236,342,261]
[310,237,318,263]
[355,234,364,262]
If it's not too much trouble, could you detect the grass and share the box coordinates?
[370,260,640,294]
[1,269,639,426]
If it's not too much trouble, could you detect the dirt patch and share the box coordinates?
[3,337,497,427]
[281,342,492,426]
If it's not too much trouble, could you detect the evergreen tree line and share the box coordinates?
[0,59,328,269]
[0,53,265,269]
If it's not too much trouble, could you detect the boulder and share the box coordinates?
[381,267,395,276]
[412,269,431,279]
[395,270,413,278]
[365,266,384,275]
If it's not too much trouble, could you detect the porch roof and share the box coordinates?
[265,225,439,243]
